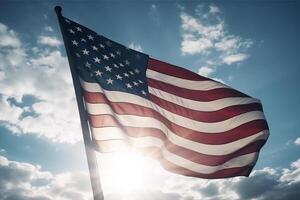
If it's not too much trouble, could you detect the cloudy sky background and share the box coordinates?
[0,1,299,199]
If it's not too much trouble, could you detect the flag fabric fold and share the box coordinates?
[59,15,269,179]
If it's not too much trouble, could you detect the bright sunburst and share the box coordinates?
[97,150,158,195]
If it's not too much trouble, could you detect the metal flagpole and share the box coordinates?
[54,6,104,200]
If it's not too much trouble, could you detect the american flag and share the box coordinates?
[60,16,269,179]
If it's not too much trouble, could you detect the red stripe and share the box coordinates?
[95,143,254,178]
[160,158,253,179]
[150,94,262,122]
[85,91,262,122]
[85,91,268,144]
[141,146,254,178]
[148,58,209,81]
[90,116,265,166]
[148,78,249,101]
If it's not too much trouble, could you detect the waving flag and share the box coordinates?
[58,15,269,179]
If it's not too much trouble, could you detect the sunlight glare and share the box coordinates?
[98,150,155,194]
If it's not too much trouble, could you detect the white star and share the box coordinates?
[125,60,130,65]
[92,46,98,51]
[126,83,132,88]
[129,71,134,75]
[141,90,147,95]
[87,35,94,40]
[76,53,81,58]
[69,29,75,34]
[81,38,86,42]
[107,78,113,85]
[94,57,101,63]
[99,44,105,48]
[113,64,119,68]
[82,49,89,55]
[124,73,129,77]
[105,66,112,72]
[103,54,109,60]
[85,62,91,68]
[110,53,115,58]
[134,68,140,73]
[72,40,78,46]
[116,74,122,80]
[76,27,82,32]
[119,63,124,67]
[138,80,143,84]
[95,70,103,76]
[116,50,121,55]
[133,81,138,86]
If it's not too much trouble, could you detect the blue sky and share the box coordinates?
[0,1,299,200]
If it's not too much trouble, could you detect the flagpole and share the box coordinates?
[54,6,104,200]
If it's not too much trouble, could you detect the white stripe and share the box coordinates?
[80,79,103,92]
[161,150,258,174]
[130,136,163,149]
[147,69,228,91]
[149,87,260,111]
[92,127,259,174]
[81,79,265,131]
[90,117,269,156]
[131,137,259,174]
[81,79,260,112]
[92,127,127,140]
[86,102,265,133]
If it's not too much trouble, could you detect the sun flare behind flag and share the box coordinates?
[58,14,269,179]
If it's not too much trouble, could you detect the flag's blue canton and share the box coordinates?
[61,17,149,99]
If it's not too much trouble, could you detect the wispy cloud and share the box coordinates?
[223,53,249,65]
[209,5,220,14]
[198,66,215,77]
[128,42,143,52]
[44,26,54,32]
[38,35,62,47]
[179,4,253,79]
[148,4,160,25]
[0,23,21,48]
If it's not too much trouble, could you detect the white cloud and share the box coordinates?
[1,153,300,200]
[0,149,6,155]
[181,37,213,55]
[280,159,300,183]
[180,12,223,55]
[44,26,54,32]
[38,36,62,47]
[209,5,220,14]
[0,23,21,48]
[161,159,300,200]
[0,155,91,200]
[179,4,253,78]
[294,137,300,145]
[0,23,81,143]
[198,66,215,76]
[149,4,160,25]
[128,42,143,52]
[215,36,240,51]
[222,53,248,65]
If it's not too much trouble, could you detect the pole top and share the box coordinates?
[54,6,62,16]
